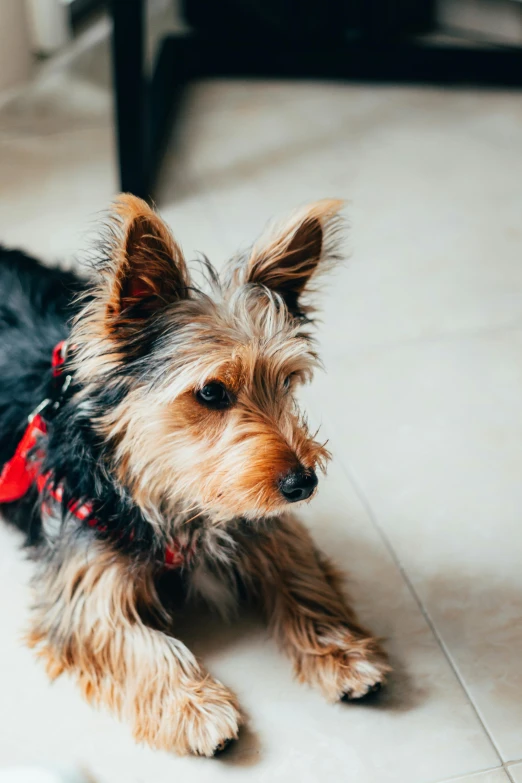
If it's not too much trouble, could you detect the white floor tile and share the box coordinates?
[508,763,522,782]
[170,83,522,349]
[306,330,522,762]
[0,129,116,262]
[0,70,111,140]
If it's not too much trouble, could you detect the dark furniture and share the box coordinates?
[109,0,522,201]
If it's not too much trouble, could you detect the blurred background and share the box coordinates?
[0,2,522,783]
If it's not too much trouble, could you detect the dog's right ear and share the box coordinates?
[237,199,344,317]
[105,194,190,322]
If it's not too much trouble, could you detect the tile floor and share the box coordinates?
[1,12,522,783]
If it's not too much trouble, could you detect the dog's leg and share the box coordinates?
[237,516,390,701]
[27,539,241,756]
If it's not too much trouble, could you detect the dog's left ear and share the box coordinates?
[242,199,344,314]
[106,194,190,321]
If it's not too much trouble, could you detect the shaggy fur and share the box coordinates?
[0,196,389,756]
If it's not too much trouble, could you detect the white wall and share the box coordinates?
[25,0,70,56]
[0,0,33,93]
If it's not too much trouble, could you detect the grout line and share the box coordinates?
[433,765,506,783]
[334,448,505,766]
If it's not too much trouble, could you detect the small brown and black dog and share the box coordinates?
[0,195,388,756]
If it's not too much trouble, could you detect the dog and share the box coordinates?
[0,195,389,756]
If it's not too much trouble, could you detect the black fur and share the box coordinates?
[0,249,82,539]
[0,246,166,557]
[0,248,82,462]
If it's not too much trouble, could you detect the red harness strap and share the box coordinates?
[0,413,47,504]
[0,342,188,568]
[0,340,67,504]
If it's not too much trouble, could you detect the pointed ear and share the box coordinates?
[243,199,344,315]
[106,194,190,320]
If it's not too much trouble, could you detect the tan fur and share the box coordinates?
[104,367,329,523]
[237,198,344,312]
[109,194,190,317]
[236,514,389,701]
[69,197,335,523]
[24,195,389,756]
[27,542,241,756]
[71,195,190,390]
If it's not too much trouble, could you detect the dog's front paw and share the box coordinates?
[175,679,242,757]
[130,676,242,756]
[338,652,389,702]
[294,627,390,703]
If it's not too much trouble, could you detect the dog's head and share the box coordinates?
[72,195,344,522]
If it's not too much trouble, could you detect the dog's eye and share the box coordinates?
[283,374,295,390]
[196,382,231,409]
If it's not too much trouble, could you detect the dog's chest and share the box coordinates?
[183,525,240,618]
[41,498,242,617]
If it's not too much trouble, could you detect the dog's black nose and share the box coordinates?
[279,469,318,503]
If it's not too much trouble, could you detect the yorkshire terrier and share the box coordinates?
[0,195,389,756]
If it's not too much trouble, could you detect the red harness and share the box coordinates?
[0,342,188,568]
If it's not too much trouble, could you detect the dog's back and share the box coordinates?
[0,247,83,467]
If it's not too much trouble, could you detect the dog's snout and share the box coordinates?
[279,468,318,503]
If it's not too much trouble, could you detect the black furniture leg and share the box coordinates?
[108,2,522,201]
[109,0,148,199]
